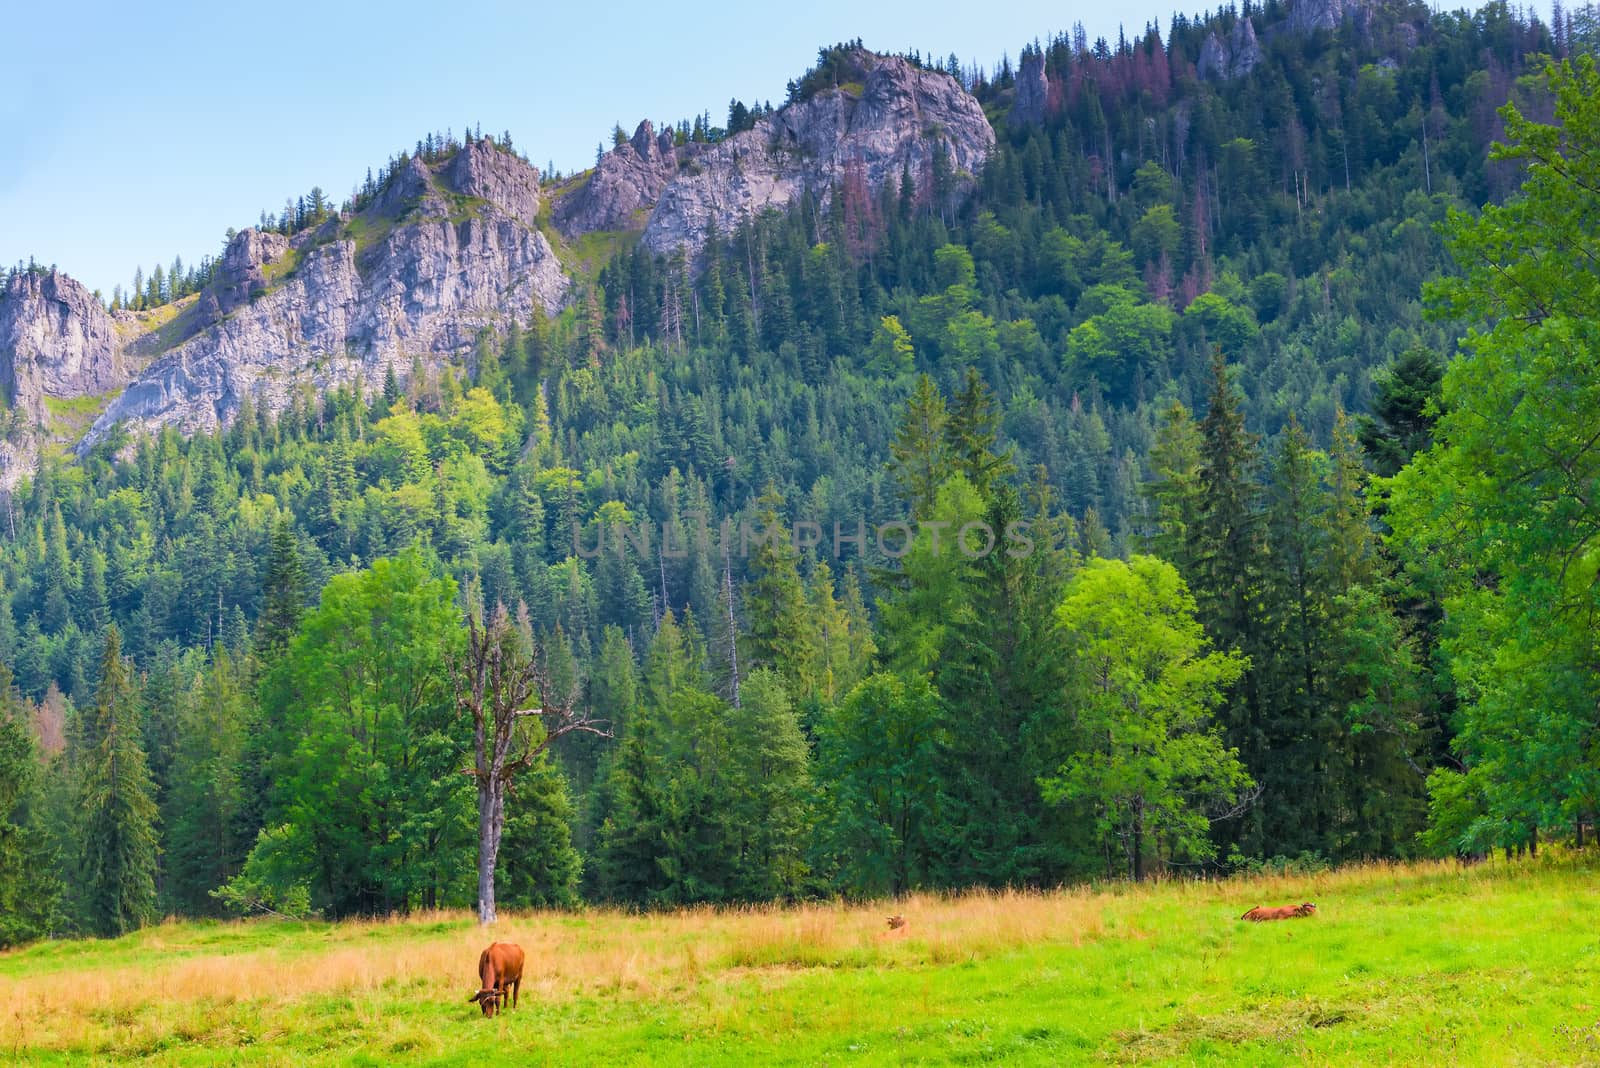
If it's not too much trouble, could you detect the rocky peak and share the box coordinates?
[378,155,437,217]
[0,269,125,422]
[1286,0,1375,35]
[1198,17,1264,81]
[1011,50,1049,126]
[630,120,662,164]
[585,49,994,258]
[554,49,993,255]
[554,118,679,235]
[443,139,542,227]
[199,228,290,320]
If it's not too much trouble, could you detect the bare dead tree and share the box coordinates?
[455,601,610,925]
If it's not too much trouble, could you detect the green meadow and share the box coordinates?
[2,854,1595,1066]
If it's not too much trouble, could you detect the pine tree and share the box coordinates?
[76,626,160,936]
[0,663,59,946]
[725,668,812,899]
[945,367,1014,501]
[164,647,250,915]
[740,488,817,696]
[257,518,306,658]
[1188,350,1268,856]
[889,375,954,519]
[1143,400,1204,568]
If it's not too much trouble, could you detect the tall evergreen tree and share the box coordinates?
[77,627,161,936]
[0,664,59,945]
[1187,350,1269,856]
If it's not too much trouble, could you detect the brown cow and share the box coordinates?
[1240,902,1317,922]
[468,942,525,1017]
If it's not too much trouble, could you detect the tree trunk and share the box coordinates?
[1132,800,1146,883]
[476,777,505,925]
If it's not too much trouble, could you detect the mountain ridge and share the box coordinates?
[0,48,992,487]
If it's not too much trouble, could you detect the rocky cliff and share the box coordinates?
[0,49,992,481]
[1198,17,1264,81]
[557,49,994,257]
[76,140,566,453]
[0,269,130,422]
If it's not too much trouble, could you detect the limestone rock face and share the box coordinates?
[81,144,567,450]
[4,49,996,475]
[1287,0,1372,35]
[555,120,677,234]
[199,229,290,320]
[444,138,542,226]
[1198,18,1264,80]
[558,50,994,257]
[0,269,127,420]
[1010,50,1049,126]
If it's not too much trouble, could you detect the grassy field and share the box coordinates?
[2,855,1597,1066]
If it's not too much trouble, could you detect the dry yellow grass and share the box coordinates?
[0,856,1558,1065]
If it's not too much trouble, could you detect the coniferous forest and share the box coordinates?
[3,0,1600,940]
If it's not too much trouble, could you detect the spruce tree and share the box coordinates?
[1188,350,1268,856]
[257,518,306,658]
[77,626,160,937]
[0,664,59,946]
[888,375,954,519]
[740,488,817,696]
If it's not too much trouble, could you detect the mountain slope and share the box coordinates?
[0,48,993,486]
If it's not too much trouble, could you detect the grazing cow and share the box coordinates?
[1240,902,1317,922]
[468,941,525,1017]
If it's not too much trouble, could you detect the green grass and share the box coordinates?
[2,855,1598,1065]
[42,390,119,437]
[257,245,303,291]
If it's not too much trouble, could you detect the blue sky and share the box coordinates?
[2,0,1495,298]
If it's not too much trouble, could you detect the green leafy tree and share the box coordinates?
[236,550,469,916]
[1042,556,1249,881]
[1391,57,1600,854]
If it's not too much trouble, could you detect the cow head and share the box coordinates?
[469,988,504,1017]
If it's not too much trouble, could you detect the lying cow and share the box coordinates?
[1241,902,1317,922]
[468,941,525,1017]
[877,914,909,940]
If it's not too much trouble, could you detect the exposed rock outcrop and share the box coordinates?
[0,269,128,422]
[1198,18,1264,81]
[1286,0,1374,35]
[4,49,992,472]
[554,120,677,234]
[1010,50,1049,126]
[445,138,542,227]
[198,229,289,321]
[81,144,567,449]
[558,50,994,257]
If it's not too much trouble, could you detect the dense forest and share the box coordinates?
[1,1,1597,939]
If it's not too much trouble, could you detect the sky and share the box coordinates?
[2,0,1496,298]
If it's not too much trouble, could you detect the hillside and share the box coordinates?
[0,48,991,487]
[0,0,1598,952]
[1,855,1595,1065]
